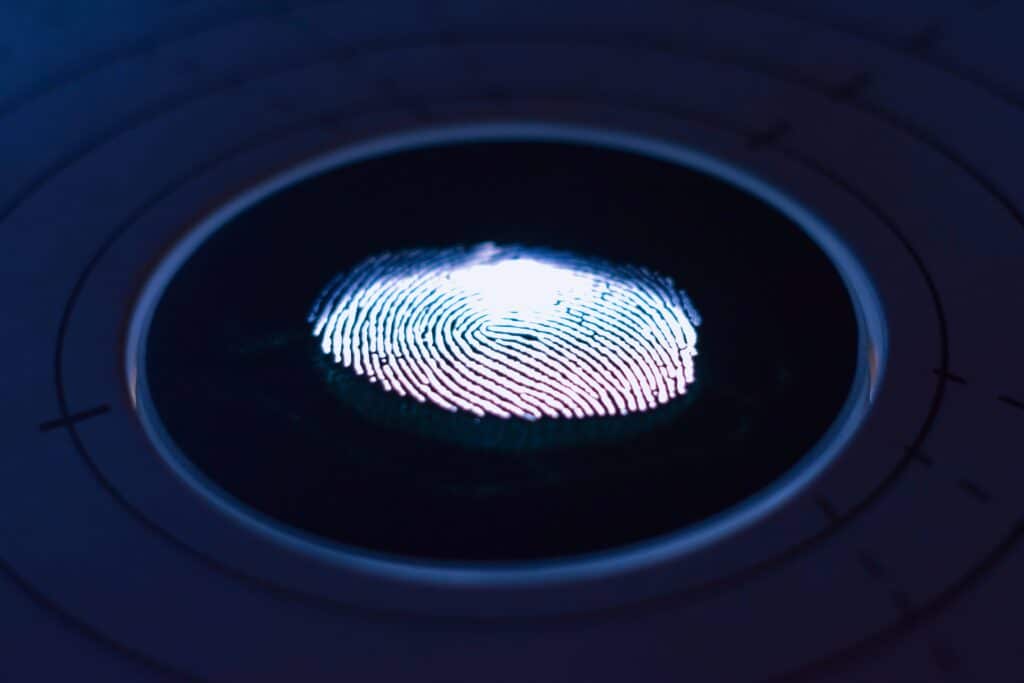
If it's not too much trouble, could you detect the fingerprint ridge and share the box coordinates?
[310,243,700,421]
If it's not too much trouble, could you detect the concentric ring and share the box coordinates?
[5,2,1022,679]
[126,122,884,571]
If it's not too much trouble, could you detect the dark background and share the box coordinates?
[3,1,1022,681]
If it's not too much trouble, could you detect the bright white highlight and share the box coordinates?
[309,243,700,420]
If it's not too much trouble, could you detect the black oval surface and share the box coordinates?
[138,135,862,563]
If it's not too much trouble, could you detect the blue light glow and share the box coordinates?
[310,243,700,420]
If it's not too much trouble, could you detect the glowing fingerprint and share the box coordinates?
[309,243,700,420]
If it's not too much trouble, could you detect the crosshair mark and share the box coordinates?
[39,404,111,432]
[932,368,967,384]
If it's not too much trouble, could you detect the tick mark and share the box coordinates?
[39,404,111,432]
[828,72,874,101]
[958,478,992,504]
[906,23,944,53]
[857,549,886,579]
[906,446,933,466]
[997,394,1024,411]
[746,121,790,150]
[856,550,917,615]
[815,496,842,524]
[932,368,967,384]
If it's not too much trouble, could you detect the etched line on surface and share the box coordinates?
[932,368,967,384]
[815,496,842,524]
[907,446,934,466]
[958,479,992,504]
[997,394,1024,411]
[857,549,887,580]
[39,404,111,432]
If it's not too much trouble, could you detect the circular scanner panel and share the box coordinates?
[128,124,885,568]
[7,3,1024,680]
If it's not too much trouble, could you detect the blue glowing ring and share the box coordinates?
[126,122,887,587]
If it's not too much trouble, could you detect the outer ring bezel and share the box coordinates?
[124,121,888,589]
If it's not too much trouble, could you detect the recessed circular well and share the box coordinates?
[129,124,882,566]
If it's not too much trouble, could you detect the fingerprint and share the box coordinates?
[309,243,700,421]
